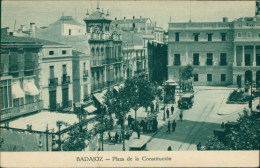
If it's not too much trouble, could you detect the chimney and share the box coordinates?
[30,23,35,38]
[115,17,117,20]
[140,16,142,21]
[223,17,228,22]
[21,25,25,31]
[124,17,126,22]
[133,16,135,19]
[154,21,157,27]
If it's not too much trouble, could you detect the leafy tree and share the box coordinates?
[205,108,260,150]
[181,64,194,81]
[62,124,91,151]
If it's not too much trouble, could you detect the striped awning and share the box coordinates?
[12,81,25,99]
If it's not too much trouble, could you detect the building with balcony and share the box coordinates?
[40,41,73,110]
[1,35,43,121]
[168,2,260,86]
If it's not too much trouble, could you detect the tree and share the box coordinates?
[181,64,194,81]
[62,124,92,151]
[205,108,260,150]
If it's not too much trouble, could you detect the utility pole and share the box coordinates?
[56,121,62,151]
[46,124,49,151]
[163,78,166,121]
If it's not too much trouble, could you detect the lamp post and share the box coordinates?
[163,78,166,121]
[56,121,62,151]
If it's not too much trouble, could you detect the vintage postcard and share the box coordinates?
[0,0,259,167]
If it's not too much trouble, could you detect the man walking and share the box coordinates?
[171,105,174,115]
[156,102,159,112]
[179,111,183,121]
[166,108,170,118]
[137,125,141,139]
[166,121,171,134]
[172,120,176,132]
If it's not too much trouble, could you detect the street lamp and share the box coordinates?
[56,121,62,151]
[163,78,166,121]
[246,80,253,113]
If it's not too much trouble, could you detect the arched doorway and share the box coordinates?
[245,70,252,83]
[237,75,241,87]
[256,70,260,88]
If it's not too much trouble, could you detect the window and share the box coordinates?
[221,74,226,82]
[221,33,226,41]
[62,65,67,75]
[194,74,198,81]
[62,50,66,55]
[194,34,199,41]
[69,29,71,35]
[193,53,200,65]
[220,53,227,66]
[207,74,212,82]
[1,80,12,109]
[49,51,54,55]
[50,66,54,78]
[258,33,260,38]
[174,54,181,66]
[83,62,86,71]
[247,32,252,38]
[245,54,251,66]
[207,53,213,65]
[175,32,179,42]
[116,24,118,28]
[133,23,135,28]
[208,34,212,41]
[237,32,242,38]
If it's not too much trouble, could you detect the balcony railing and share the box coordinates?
[24,61,35,70]
[1,100,43,121]
[9,62,21,72]
[83,70,88,78]
[193,62,200,66]
[61,76,70,84]
[219,61,227,66]
[49,78,58,86]
[102,59,107,64]
[174,61,181,66]
[206,61,213,66]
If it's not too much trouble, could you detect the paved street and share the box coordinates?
[146,88,249,151]
[97,87,258,151]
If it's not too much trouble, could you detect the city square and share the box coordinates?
[1,1,259,154]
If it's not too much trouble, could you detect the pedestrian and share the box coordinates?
[156,102,159,112]
[197,142,202,150]
[151,103,154,112]
[115,132,119,143]
[221,122,225,129]
[166,108,170,118]
[154,118,158,131]
[171,105,174,115]
[167,146,172,151]
[128,115,132,126]
[166,121,171,134]
[179,111,183,121]
[108,132,111,141]
[137,125,141,139]
[172,120,176,132]
[140,119,145,132]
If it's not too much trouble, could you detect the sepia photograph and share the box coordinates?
[0,0,259,167]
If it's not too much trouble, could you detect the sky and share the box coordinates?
[1,1,255,31]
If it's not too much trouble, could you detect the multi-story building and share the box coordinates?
[39,41,73,110]
[148,40,168,84]
[1,35,43,121]
[168,2,260,87]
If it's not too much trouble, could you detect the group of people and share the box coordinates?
[166,120,177,134]
[140,118,158,133]
[166,105,175,118]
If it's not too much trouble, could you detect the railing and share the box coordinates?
[206,61,213,66]
[219,61,227,66]
[61,76,70,84]
[174,62,181,66]
[193,62,200,66]
[1,100,44,121]
[83,70,88,78]
[24,61,35,70]
[49,78,58,86]
[9,62,21,72]
[91,60,103,66]
[169,22,233,29]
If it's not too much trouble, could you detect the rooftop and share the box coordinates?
[49,16,83,26]
[111,18,151,24]
[1,35,65,45]
[84,11,108,21]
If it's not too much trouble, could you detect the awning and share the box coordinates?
[93,93,105,105]
[12,82,25,99]
[114,86,119,92]
[83,105,97,113]
[24,80,40,95]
